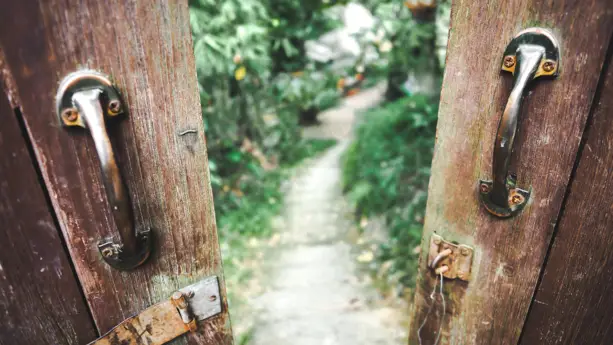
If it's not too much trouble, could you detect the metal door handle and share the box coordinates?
[479,28,560,218]
[56,70,152,270]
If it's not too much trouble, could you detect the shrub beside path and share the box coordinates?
[249,85,408,345]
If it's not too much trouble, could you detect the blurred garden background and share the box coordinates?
[188,0,450,343]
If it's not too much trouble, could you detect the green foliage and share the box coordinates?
[272,70,341,113]
[218,138,337,237]
[342,95,438,287]
[189,0,343,231]
[266,0,344,73]
[190,0,270,84]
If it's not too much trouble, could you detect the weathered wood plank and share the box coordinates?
[0,1,232,344]
[0,80,97,343]
[519,42,613,345]
[408,1,613,344]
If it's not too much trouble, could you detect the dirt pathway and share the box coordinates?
[249,85,407,345]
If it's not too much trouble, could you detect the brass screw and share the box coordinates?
[460,247,470,256]
[101,247,114,258]
[62,108,78,122]
[108,100,121,114]
[510,193,525,205]
[543,60,556,72]
[479,183,490,193]
[503,56,515,68]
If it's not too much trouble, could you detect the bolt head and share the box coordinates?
[543,60,556,72]
[479,183,490,193]
[108,100,121,114]
[101,247,114,258]
[62,108,78,122]
[503,56,515,68]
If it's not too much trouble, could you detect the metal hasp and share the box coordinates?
[428,234,474,281]
[56,70,152,270]
[88,276,222,345]
[479,28,560,218]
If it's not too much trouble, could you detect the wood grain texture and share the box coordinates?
[0,84,97,343]
[0,1,232,344]
[519,42,613,345]
[408,1,613,344]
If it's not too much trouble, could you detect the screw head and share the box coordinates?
[108,100,121,114]
[460,247,470,256]
[479,183,490,193]
[543,60,556,72]
[433,237,441,245]
[62,108,78,122]
[510,193,525,205]
[503,56,515,68]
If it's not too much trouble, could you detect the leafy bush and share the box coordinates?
[342,95,438,287]
[189,0,343,234]
[272,70,341,124]
[265,0,344,73]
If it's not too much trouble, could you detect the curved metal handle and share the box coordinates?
[56,70,152,270]
[479,28,560,218]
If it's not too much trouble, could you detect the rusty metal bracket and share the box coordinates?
[88,276,222,345]
[428,234,474,281]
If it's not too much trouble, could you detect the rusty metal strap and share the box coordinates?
[88,300,192,345]
[87,276,221,345]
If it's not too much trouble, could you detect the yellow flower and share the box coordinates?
[234,66,247,81]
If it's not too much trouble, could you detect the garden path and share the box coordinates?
[250,85,407,345]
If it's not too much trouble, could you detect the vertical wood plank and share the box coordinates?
[519,42,613,345]
[0,83,97,343]
[408,1,613,344]
[0,1,232,343]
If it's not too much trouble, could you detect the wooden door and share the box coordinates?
[0,1,232,344]
[0,73,97,345]
[408,0,613,344]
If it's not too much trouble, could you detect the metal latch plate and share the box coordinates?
[88,276,222,345]
[428,234,474,281]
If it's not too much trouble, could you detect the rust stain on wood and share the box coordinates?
[408,0,613,344]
